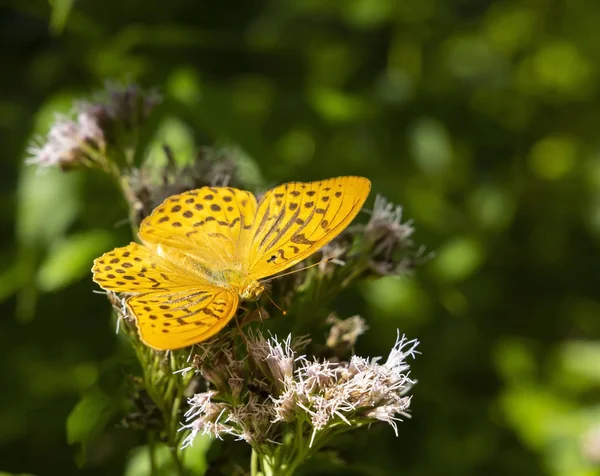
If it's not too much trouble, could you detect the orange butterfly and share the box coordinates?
[92,176,371,350]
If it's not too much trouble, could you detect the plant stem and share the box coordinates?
[251,448,259,476]
[148,431,157,475]
[171,445,186,476]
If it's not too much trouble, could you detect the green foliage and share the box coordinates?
[124,439,211,476]
[2,0,600,475]
[48,0,75,35]
[67,386,123,463]
[37,230,115,291]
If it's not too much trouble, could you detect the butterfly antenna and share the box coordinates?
[263,291,287,316]
[261,257,334,283]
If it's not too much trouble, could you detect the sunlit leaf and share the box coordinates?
[49,0,75,34]
[124,445,173,476]
[560,341,600,384]
[493,338,537,384]
[468,186,515,232]
[17,167,81,247]
[410,118,453,175]
[181,434,212,474]
[124,438,211,476]
[167,67,203,106]
[173,82,275,173]
[500,385,571,449]
[37,230,114,292]
[67,387,121,450]
[432,236,485,282]
[528,135,579,180]
[309,88,374,123]
[66,359,129,466]
[363,276,432,326]
[145,117,196,169]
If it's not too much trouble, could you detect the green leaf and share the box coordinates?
[181,434,212,474]
[363,276,432,326]
[309,87,374,123]
[124,438,211,476]
[410,117,453,175]
[560,341,600,384]
[37,230,115,292]
[66,357,131,466]
[433,236,485,282]
[124,445,172,476]
[0,473,37,476]
[17,166,81,247]
[171,81,275,174]
[66,387,121,448]
[146,117,196,169]
[0,261,30,304]
[49,0,75,34]
[500,385,571,449]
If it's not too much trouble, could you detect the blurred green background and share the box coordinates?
[2,0,600,475]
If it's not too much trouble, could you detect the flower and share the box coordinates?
[181,391,275,447]
[246,332,297,393]
[271,331,418,446]
[191,339,247,397]
[27,110,106,170]
[182,330,418,451]
[100,82,161,130]
[364,195,416,275]
[75,83,161,134]
[326,314,369,353]
[26,82,162,172]
[181,391,232,445]
[318,239,350,275]
[123,145,243,225]
[366,195,414,242]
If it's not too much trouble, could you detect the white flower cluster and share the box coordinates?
[367,195,414,242]
[181,391,273,447]
[27,106,105,169]
[181,331,418,449]
[270,332,418,446]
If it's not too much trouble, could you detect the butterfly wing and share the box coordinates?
[240,176,370,279]
[92,242,238,350]
[138,187,257,274]
[92,242,194,292]
[128,288,238,350]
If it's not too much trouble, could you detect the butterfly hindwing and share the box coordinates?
[129,287,238,350]
[243,176,371,278]
[92,242,239,350]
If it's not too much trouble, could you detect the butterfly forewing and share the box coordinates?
[129,287,238,350]
[242,176,371,279]
[138,187,257,273]
[92,242,196,292]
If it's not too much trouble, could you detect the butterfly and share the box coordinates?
[92,176,371,350]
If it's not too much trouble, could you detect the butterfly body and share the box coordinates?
[93,176,370,350]
[215,269,264,300]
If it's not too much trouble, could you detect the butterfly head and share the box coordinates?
[221,269,264,301]
[240,280,264,301]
